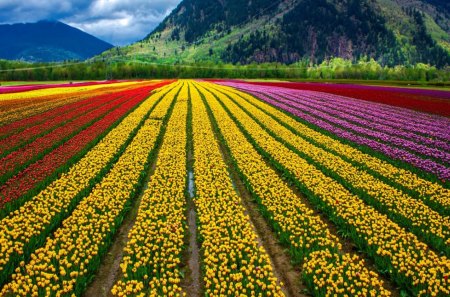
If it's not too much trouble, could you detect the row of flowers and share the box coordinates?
[0,84,168,215]
[199,82,391,296]
[243,81,450,117]
[0,82,178,296]
[277,89,450,150]
[218,84,450,216]
[0,81,132,115]
[0,88,138,181]
[225,82,450,142]
[0,89,130,157]
[0,81,143,127]
[0,82,177,288]
[0,92,91,138]
[212,84,450,254]
[0,92,89,128]
[0,81,140,101]
[190,82,285,297]
[0,80,130,95]
[275,89,450,163]
[273,87,450,142]
[208,83,450,296]
[233,86,450,181]
[225,83,450,166]
[112,82,187,296]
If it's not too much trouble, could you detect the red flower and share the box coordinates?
[0,82,172,210]
[246,81,450,117]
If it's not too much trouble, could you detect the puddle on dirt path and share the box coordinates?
[182,170,201,297]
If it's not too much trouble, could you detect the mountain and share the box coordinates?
[98,0,450,67]
[0,20,113,62]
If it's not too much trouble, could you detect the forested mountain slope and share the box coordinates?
[98,0,450,67]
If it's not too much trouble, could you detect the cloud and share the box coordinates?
[0,0,181,45]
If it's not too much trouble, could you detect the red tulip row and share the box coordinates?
[0,96,90,138]
[242,81,450,117]
[0,94,88,129]
[0,91,126,157]
[0,82,147,135]
[0,88,140,181]
[0,83,169,212]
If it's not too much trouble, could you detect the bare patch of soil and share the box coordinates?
[179,170,201,297]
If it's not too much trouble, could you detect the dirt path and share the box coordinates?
[181,171,201,297]
[82,141,161,297]
[180,94,201,296]
[221,147,309,297]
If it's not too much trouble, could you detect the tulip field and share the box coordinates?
[0,79,449,296]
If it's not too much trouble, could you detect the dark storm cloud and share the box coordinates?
[0,0,181,45]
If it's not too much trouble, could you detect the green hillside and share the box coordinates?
[96,0,450,67]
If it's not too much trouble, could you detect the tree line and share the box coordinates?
[0,58,449,83]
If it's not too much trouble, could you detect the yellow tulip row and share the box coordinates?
[111,83,188,297]
[190,82,285,297]
[196,82,391,296]
[0,81,151,126]
[212,84,450,213]
[0,82,180,289]
[207,83,450,250]
[0,82,179,296]
[203,83,450,296]
[0,93,89,126]
[0,81,142,101]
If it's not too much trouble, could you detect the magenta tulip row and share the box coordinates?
[219,82,450,180]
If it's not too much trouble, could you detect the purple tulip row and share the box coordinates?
[274,90,450,155]
[261,84,450,137]
[283,84,450,127]
[268,91,450,165]
[254,84,450,141]
[225,83,450,165]
[218,82,450,180]
[277,89,450,143]
[227,83,450,141]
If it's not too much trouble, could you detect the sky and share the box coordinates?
[0,0,182,46]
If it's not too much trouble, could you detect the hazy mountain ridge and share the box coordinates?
[0,20,113,62]
[99,0,450,67]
